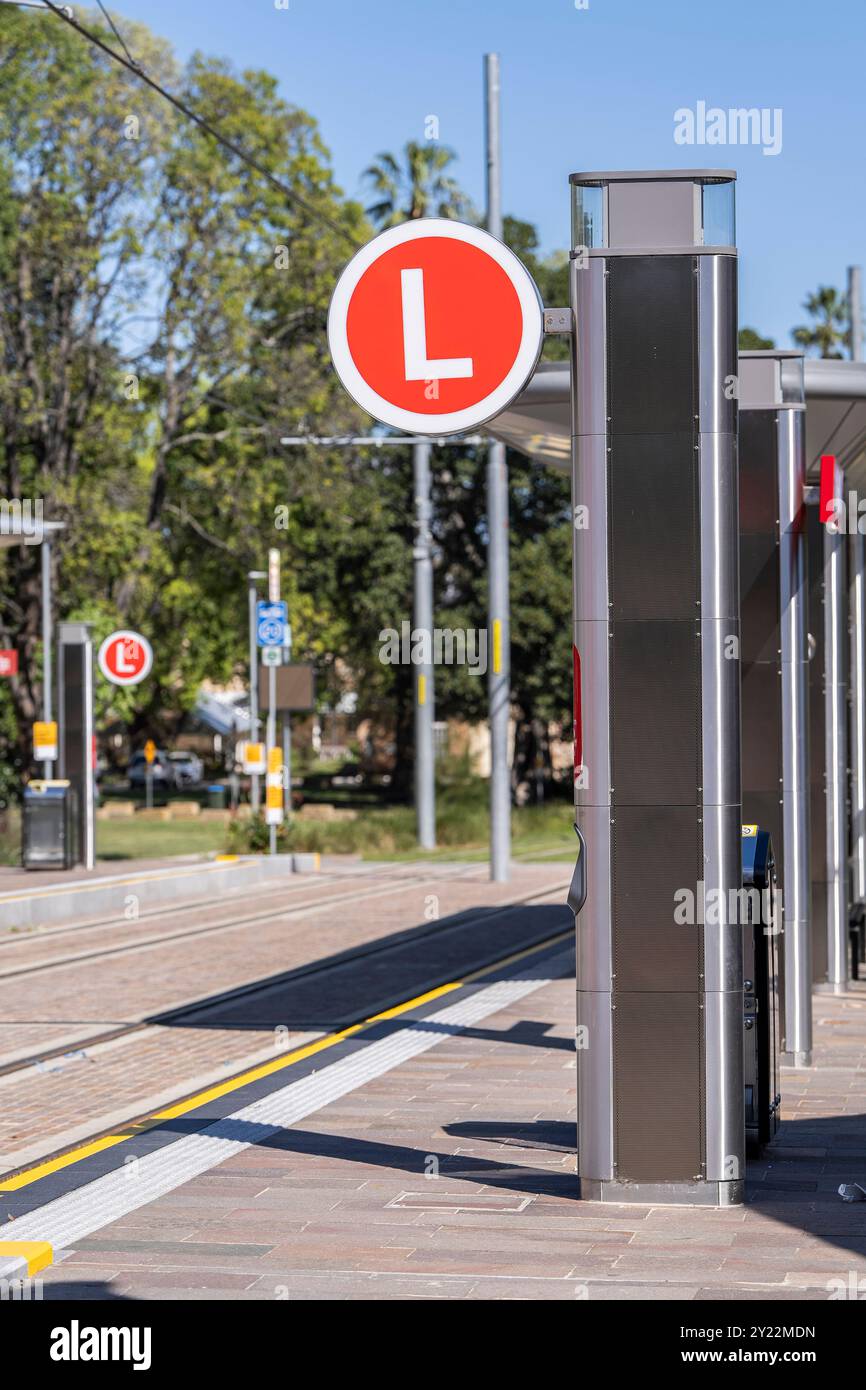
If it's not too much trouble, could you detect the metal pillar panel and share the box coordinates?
[738,353,811,1063]
[778,407,812,1062]
[571,255,613,1184]
[824,520,849,990]
[697,255,742,1184]
[413,440,436,850]
[57,622,94,870]
[807,503,829,983]
[570,170,742,1204]
[849,530,866,910]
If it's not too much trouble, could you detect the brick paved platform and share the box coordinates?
[28,957,866,1302]
[0,862,569,1174]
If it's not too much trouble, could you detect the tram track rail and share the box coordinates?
[0,875,570,1082]
[0,861,484,982]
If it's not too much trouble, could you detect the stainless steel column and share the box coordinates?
[850,531,866,914]
[825,518,849,990]
[485,52,511,883]
[570,170,742,1205]
[779,406,813,1062]
[413,439,436,850]
[699,253,744,1195]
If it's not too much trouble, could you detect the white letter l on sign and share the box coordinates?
[401,268,473,381]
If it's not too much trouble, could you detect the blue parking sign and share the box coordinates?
[256,600,287,647]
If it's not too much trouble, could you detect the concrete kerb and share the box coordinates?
[0,855,297,931]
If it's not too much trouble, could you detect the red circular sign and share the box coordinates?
[328,219,543,434]
[97,630,153,687]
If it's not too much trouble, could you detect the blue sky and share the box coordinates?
[103,0,864,346]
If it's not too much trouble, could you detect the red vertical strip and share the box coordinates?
[573,643,582,777]
[820,453,839,526]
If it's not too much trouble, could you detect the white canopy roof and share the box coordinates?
[489,359,866,490]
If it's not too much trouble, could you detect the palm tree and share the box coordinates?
[792,286,849,358]
[363,141,472,228]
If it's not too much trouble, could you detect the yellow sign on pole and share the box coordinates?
[33,721,58,761]
[265,746,284,826]
[242,742,266,775]
[144,739,157,766]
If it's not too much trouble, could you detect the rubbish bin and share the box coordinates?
[741,825,781,1154]
[207,784,227,810]
[22,780,79,870]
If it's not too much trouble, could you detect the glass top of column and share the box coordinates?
[570,170,736,254]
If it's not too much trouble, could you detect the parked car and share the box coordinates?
[127,750,171,787]
[166,750,204,788]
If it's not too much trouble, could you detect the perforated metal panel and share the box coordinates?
[613,991,703,1181]
[611,621,701,805]
[606,255,705,1180]
[607,257,697,436]
[612,806,702,991]
[608,435,699,621]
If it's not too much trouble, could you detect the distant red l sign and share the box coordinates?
[328,219,544,434]
[97,630,153,687]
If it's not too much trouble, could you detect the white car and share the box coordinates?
[166,750,204,788]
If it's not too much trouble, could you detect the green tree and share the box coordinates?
[363,141,472,228]
[792,287,849,358]
[739,327,775,350]
[0,8,365,778]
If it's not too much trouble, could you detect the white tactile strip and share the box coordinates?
[0,950,570,1262]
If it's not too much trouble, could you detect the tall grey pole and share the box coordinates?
[41,537,54,779]
[485,51,510,882]
[248,576,260,812]
[283,717,291,817]
[849,265,863,362]
[413,440,436,849]
[268,663,276,856]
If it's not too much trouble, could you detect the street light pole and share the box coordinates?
[485,51,511,883]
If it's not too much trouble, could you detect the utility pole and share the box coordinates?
[413,440,436,849]
[850,265,864,362]
[267,548,279,856]
[485,51,511,882]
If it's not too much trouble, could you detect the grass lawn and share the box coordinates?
[95,818,231,861]
[2,778,577,866]
[227,779,576,865]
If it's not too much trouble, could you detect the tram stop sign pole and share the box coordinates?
[327,216,544,880]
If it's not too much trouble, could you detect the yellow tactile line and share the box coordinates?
[0,927,571,1195]
[0,1239,53,1276]
[0,928,572,1281]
